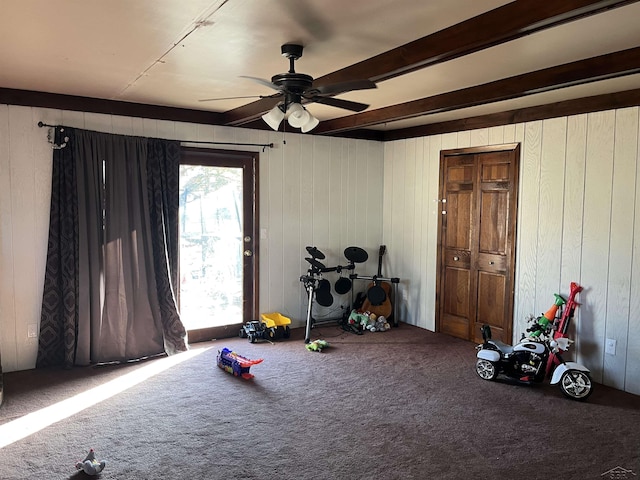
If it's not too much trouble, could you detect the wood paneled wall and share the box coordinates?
[2,102,639,396]
[0,104,384,373]
[384,112,640,395]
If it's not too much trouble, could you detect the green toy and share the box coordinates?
[306,339,329,352]
[348,309,370,330]
[529,293,566,338]
[75,449,105,475]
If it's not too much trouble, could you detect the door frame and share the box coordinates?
[435,143,520,343]
[180,147,259,343]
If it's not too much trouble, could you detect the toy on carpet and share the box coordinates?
[370,315,391,332]
[347,309,390,332]
[306,339,329,352]
[217,347,263,379]
[239,312,292,343]
[348,309,369,330]
[75,449,105,475]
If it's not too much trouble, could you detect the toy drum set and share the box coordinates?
[300,245,400,343]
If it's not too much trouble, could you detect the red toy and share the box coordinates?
[217,348,263,379]
[544,281,583,377]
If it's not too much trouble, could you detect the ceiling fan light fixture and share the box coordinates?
[286,103,310,128]
[301,115,319,133]
[262,104,285,130]
[287,103,318,131]
[261,101,319,133]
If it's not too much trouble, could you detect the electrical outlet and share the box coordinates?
[27,324,38,338]
[605,338,616,356]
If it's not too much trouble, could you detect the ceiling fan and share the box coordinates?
[201,43,377,132]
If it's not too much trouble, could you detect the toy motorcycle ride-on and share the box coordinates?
[475,282,593,401]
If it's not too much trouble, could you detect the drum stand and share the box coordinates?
[300,264,354,343]
[350,274,401,327]
[300,245,368,343]
[300,273,320,343]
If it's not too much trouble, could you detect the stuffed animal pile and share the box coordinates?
[347,309,390,332]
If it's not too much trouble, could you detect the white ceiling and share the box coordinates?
[1,0,640,135]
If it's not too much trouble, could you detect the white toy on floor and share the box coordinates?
[75,448,105,475]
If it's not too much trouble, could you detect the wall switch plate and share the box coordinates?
[605,338,616,356]
[27,324,38,338]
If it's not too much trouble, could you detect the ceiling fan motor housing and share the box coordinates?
[271,72,313,95]
[273,44,313,97]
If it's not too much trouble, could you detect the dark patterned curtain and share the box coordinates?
[37,127,79,368]
[37,128,187,368]
[147,139,187,354]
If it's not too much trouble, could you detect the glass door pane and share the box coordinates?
[179,164,243,330]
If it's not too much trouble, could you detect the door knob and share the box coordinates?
[243,250,253,257]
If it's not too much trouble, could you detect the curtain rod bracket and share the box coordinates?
[38,122,68,149]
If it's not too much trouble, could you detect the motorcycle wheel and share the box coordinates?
[475,359,498,381]
[559,369,593,401]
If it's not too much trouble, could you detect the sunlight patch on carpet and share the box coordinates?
[0,346,210,449]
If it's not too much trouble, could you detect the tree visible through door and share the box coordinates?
[437,144,519,344]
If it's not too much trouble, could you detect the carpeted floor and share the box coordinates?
[0,323,639,480]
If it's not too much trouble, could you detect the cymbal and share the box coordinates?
[344,246,368,264]
[305,257,326,271]
[305,246,326,260]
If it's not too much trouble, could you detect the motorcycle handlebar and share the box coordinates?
[527,323,543,333]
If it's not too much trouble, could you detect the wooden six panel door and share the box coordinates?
[437,144,520,344]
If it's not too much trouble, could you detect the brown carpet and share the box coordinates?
[0,324,639,480]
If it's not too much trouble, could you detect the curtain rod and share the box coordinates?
[37,122,274,152]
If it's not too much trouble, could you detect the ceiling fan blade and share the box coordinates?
[199,95,267,102]
[313,79,377,96]
[240,75,281,91]
[309,96,370,112]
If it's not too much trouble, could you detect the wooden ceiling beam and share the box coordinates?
[383,88,640,140]
[221,0,638,127]
[314,47,640,134]
[314,0,638,85]
[0,88,226,125]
